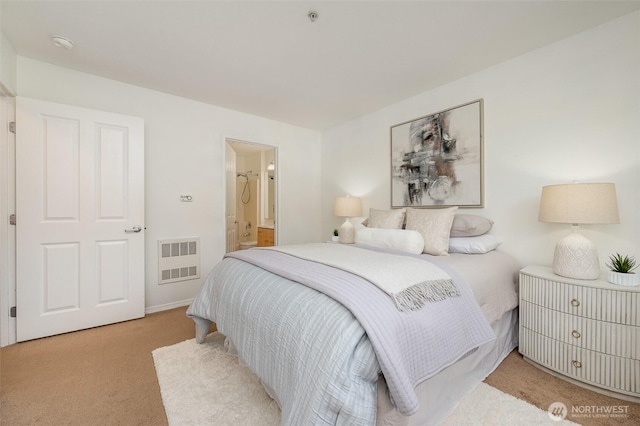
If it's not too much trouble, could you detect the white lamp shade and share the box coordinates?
[538,182,619,280]
[333,196,362,218]
[538,183,619,224]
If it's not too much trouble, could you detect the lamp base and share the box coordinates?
[552,226,599,280]
[338,218,356,244]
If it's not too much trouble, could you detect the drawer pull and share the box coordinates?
[570,299,580,307]
[571,330,581,339]
[572,360,582,368]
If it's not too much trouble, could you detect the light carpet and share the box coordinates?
[153,332,578,425]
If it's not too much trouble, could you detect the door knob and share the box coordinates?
[125,226,142,233]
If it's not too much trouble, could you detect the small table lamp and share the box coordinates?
[334,196,362,244]
[538,182,619,280]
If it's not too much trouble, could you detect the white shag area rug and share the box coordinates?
[153,332,578,425]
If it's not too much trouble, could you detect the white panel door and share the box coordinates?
[225,142,237,253]
[16,97,144,342]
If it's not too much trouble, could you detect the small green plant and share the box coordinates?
[333,229,339,237]
[606,253,638,274]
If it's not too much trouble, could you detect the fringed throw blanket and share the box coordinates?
[268,243,460,311]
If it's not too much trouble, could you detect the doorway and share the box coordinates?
[225,139,277,253]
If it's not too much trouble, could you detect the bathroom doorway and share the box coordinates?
[225,139,277,253]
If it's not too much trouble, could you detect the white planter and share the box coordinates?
[331,236,339,242]
[607,270,639,287]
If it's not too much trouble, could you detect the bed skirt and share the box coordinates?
[376,308,518,425]
[212,308,518,426]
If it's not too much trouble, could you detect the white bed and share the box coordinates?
[187,239,520,425]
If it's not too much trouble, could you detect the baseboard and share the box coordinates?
[145,299,193,314]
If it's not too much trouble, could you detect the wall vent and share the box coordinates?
[158,238,200,285]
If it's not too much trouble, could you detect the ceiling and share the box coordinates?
[2,1,639,130]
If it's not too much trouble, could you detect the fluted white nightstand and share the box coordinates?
[519,266,639,403]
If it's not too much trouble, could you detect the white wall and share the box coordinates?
[321,12,640,270]
[0,27,17,94]
[16,57,322,312]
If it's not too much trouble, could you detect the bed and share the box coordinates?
[187,211,520,425]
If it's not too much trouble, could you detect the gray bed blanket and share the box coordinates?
[223,244,495,416]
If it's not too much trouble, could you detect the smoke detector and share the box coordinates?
[308,10,318,22]
[51,36,74,50]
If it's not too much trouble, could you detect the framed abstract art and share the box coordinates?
[390,99,484,208]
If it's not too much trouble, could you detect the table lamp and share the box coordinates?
[333,196,362,244]
[538,182,619,280]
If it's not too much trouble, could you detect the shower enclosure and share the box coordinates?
[225,139,276,252]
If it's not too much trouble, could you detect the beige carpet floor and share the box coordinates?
[1,307,638,425]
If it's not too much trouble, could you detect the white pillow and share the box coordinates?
[405,207,458,256]
[448,234,502,254]
[355,227,425,254]
[367,208,406,229]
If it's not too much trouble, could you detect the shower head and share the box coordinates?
[236,170,258,178]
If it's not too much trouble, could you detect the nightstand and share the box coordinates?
[519,266,640,403]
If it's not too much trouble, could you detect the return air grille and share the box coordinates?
[158,238,200,284]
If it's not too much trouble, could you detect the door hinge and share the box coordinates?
[9,122,15,134]
[10,306,16,318]
[9,214,16,225]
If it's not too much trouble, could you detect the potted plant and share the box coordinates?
[606,253,639,287]
[332,229,339,242]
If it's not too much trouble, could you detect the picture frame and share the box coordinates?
[390,99,484,208]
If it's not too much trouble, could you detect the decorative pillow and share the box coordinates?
[448,234,502,254]
[450,214,494,237]
[405,207,458,256]
[355,228,425,254]
[367,208,406,229]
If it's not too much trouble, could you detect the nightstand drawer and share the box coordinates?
[521,301,640,359]
[520,272,640,326]
[520,328,640,396]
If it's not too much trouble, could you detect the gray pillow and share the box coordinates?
[450,214,494,237]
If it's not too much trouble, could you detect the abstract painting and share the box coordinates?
[390,99,484,208]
